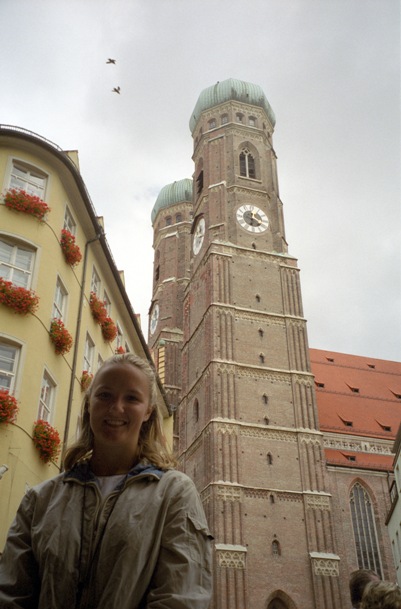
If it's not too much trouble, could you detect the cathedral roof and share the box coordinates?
[311,348,401,471]
[151,178,193,224]
[189,78,276,133]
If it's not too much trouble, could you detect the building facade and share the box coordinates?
[386,424,401,587]
[0,125,172,548]
[148,79,399,609]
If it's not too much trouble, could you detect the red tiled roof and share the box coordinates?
[325,448,393,471]
[310,349,401,440]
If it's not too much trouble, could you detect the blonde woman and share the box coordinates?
[0,354,213,608]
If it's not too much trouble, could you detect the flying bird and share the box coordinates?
[106,58,116,64]
[112,86,121,94]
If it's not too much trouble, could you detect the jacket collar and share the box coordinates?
[63,460,166,485]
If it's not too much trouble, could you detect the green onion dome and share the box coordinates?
[151,178,193,224]
[189,78,275,133]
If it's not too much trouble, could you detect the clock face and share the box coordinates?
[150,303,159,335]
[193,217,205,254]
[236,205,269,233]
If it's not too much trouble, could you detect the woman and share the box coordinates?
[0,353,213,608]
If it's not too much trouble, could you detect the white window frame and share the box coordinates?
[9,160,47,198]
[0,236,36,289]
[52,276,68,321]
[103,289,111,315]
[0,340,21,392]
[37,370,56,423]
[116,323,123,350]
[63,206,77,235]
[83,333,95,373]
[90,267,101,296]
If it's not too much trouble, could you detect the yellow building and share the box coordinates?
[0,125,172,548]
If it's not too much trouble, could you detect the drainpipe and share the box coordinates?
[61,233,103,467]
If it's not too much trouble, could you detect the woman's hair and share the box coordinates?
[350,569,380,607]
[63,353,176,471]
[361,580,401,609]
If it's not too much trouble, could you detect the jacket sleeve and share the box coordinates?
[0,490,40,608]
[144,473,213,609]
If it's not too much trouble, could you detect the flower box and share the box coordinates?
[89,292,108,324]
[33,419,61,464]
[60,229,82,266]
[80,370,93,392]
[4,188,50,221]
[0,277,39,315]
[101,317,118,342]
[49,318,73,355]
[0,390,19,424]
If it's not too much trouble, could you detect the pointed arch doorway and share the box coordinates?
[266,590,297,609]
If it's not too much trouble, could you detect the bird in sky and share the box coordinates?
[112,86,121,94]
[106,58,116,64]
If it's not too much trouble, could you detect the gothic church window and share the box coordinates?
[175,213,182,223]
[239,149,256,179]
[236,113,244,123]
[350,482,383,577]
[249,116,257,127]
[165,216,172,226]
[208,119,216,129]
[221,114,228,125]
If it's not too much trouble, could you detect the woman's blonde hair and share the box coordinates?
[64,353,176,471]
[361,580,401,609]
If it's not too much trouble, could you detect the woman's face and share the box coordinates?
[88,362,152,460]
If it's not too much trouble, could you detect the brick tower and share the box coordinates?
[149,79,343,609]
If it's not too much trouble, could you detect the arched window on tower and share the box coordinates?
[267,452,273,465]
[272,539,281,556]
[194,399,199,422]
[196,159,204,197]
[239,148,256,179]
[350,482,383,577]
[154,250,160,282]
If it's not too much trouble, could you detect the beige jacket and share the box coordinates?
[0,462,213,608]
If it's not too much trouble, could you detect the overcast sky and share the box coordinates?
[2,0,400,362]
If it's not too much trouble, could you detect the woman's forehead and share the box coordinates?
[95,362,149,386]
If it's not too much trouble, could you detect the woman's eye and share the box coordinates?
[97,391,111,399]
[127,395,139,402]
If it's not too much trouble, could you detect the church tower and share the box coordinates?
[150,79,343,609]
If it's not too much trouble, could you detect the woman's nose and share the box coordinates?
[109,396,125,412]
